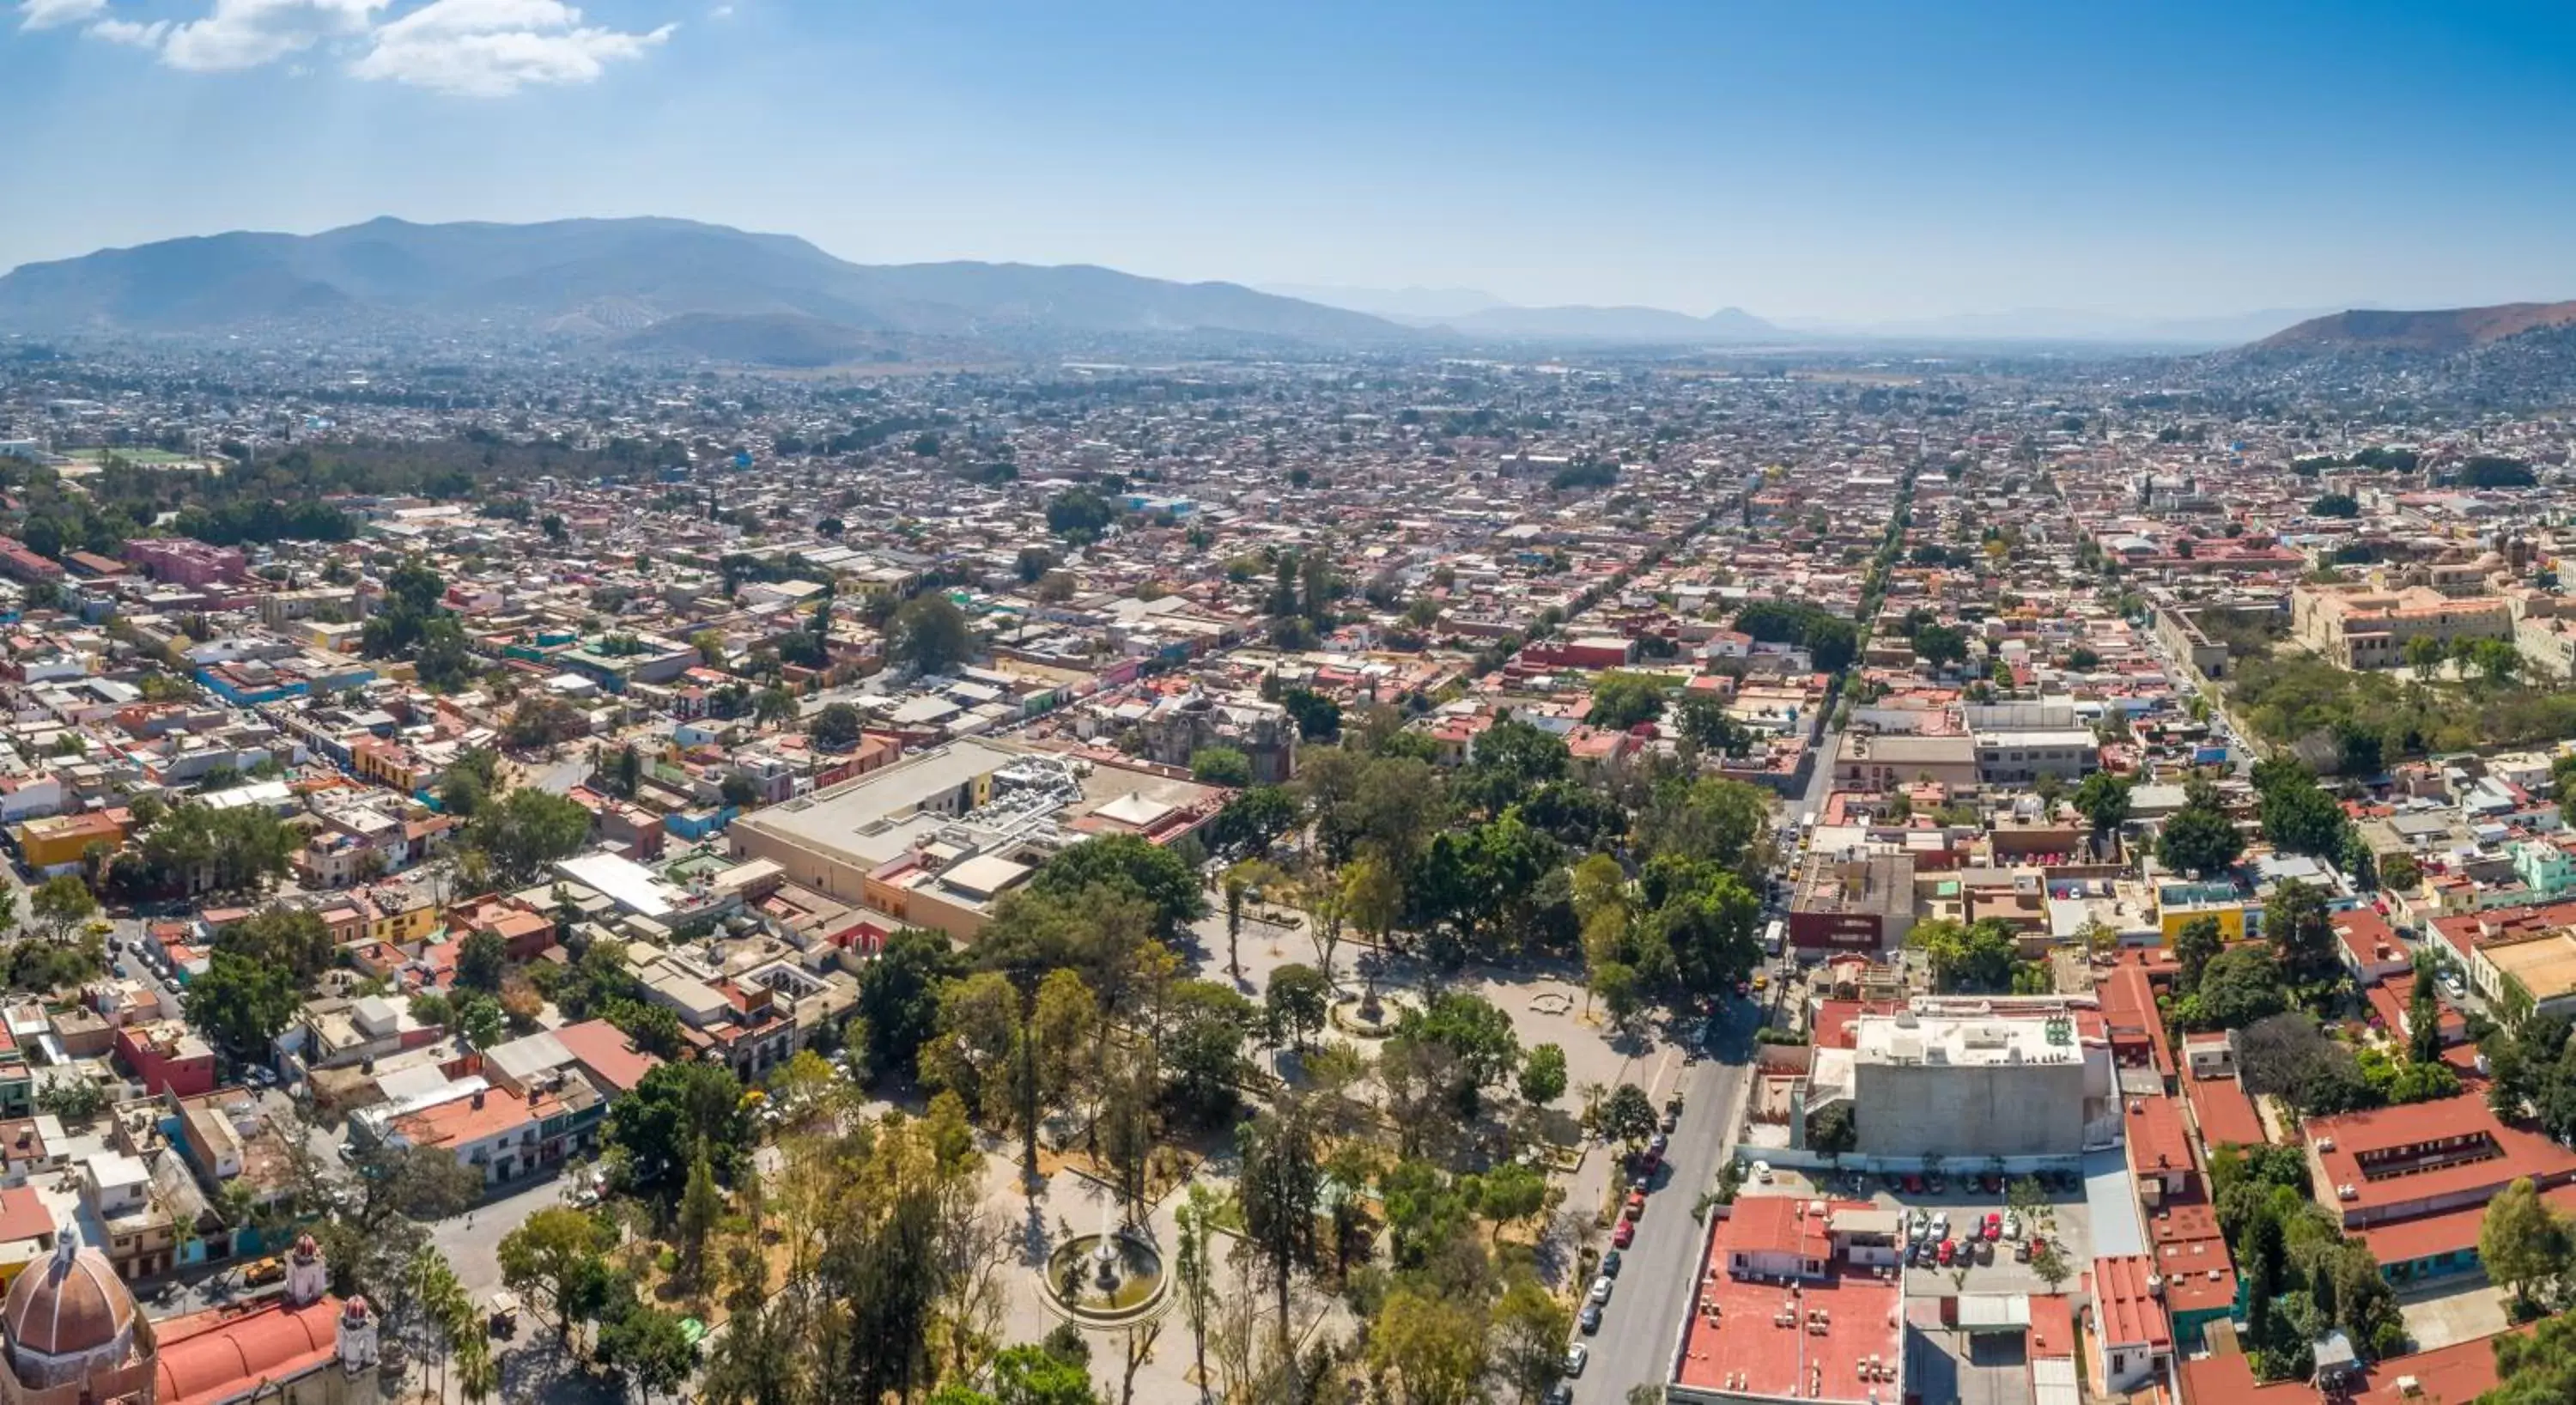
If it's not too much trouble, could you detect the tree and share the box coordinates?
[456,929,507,993]
[2175,915,2225,994]
[854,928,965,1081]
[2156,796,2244,879]
[2480,1177,2570,1312]
[2073,770,2132,843]
[1910,623,1969,668]
[184,951,300,1065]
[1470,1161,1550,1242]
[2267,878,2340,983]
[2410,969,2445,1067]
[1031,834,1206,940]
[1219,858,1283,984]
[1518,1043,1568,1105]
[1808,1103,1857,1157]
[216,906,335,983]
[2256,763,2349,859]
[1398,992,1522,1116]
[2032,1239,2071,1293]
[1906,916,2020,993]
[1048,487,1116,543]
[1264,964,1331,1054]
[1597,1083,1657,1148]
[1175,1184,1219,1400]
[496,1206,617,1340]
[810,702,866,751]
[2178,945,2290,1031]
[1673,690,1753,757]
[891,593,974,675]
[1368,1286,1485,1405]
[1237,1102,1323,1346]
[29,873,96,943]
[2382,851,2421,892]
[603,1061,753,1205]
[2311,492,2360,519]
[471,788,592,886]
[1490,1276,1571,1404]
[1189,746,1253,787]
[753,686,799,728]
[598,1305,701,1402]
[1280,687,1341,742]
[1586,672,1668,732]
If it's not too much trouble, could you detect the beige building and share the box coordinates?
[2290,581,2511,669]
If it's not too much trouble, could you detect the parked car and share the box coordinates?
[1602,1249,1622,1278]
[243,1257,286,1287]
[1937,1239,1956,1267]
[1580,1304,1604,1334]
[1984,1213,2002,1241]
[1904,1174,1923,1194]
[1564,1345,1589,1378]
[2003,1213,2022,1240]
[1975,1237,1995,1265]
[1752,1161,1774,1184]
[1589,1276,1613,1306]
[1546,1385,1575,1405]
[1613,1220,1636,1249]
[2013,1239,2032,1263]
[1625,1191,1647,1220]
[1929,1212,1950,1240]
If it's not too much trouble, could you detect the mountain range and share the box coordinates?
[0,216,1404,360]
[0,217,2557,364]
[2257,301,2576,353]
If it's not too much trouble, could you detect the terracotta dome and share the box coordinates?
[4,1238,137,1360]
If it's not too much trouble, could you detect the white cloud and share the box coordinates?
[159,0,385,71]
[87,15,167,43]
[708,3,730,15]
[350,0,670,95]
[16,0,668,95]
[16,0,106,31]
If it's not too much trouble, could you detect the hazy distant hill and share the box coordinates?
[2257,301,2576,353]
[1423,303,1791,343]
[1260,283,1504,319]
[0,216,1406,352]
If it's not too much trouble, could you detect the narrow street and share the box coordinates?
[1570,996,1759,1405]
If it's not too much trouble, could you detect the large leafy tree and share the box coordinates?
[184,951,300,1065]
[890,593,975,675]
[854,928,966,1081]
[1029,834,1206,940]
[471,788,592,887]
[2155,788,2244,879]
[603,1061,753,1204]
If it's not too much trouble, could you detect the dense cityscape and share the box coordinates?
[0,309,2563,1405]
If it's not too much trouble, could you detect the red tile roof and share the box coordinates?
[2090,1254,2172,1350]
[2306,1094,2576,1223]
[2180,1071,2267,1151]
[155,1298,343,1405]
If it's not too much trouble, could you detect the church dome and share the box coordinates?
[5,1236,137,1365]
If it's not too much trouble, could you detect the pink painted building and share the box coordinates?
[125,537,248,587]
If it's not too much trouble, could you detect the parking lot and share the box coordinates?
[1757,1163,2097,1298]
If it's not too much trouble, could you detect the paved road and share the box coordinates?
[1571,995,1760,1405]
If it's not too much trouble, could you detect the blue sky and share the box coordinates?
[7,0,2576,320]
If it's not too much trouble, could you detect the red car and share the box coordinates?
[1936,1239,1956,1267]
[1613,1220,1637,1249]
[1984,1213,2002,1241]
[1624,1191,1647,1221]
[1904,1175,1923,1194]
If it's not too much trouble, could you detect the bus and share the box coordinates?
[1763,918,1786,958]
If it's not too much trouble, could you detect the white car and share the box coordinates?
[1752,1160,1774,1183]
[1930,1212,1950,1240]
[2003,1213,2022,1240]
[1564,1344,1589,1378]
[1588,1274,1613,1306]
